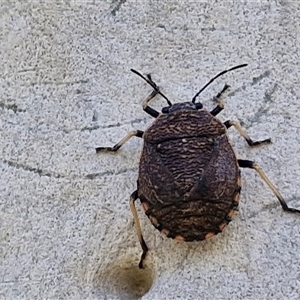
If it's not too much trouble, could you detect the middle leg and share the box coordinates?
[95,130,144,152]
[225,120,271,147]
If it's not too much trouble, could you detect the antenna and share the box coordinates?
[131,69,172,106]
[192,64,248,103]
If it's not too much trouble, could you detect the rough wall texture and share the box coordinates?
[1,1,300,299]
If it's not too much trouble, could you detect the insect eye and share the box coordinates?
[162,106,170,113]
[195,103,203,110]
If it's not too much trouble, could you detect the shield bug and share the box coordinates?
[96,65,300,268]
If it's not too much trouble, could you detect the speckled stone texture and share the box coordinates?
[1,1,300,299]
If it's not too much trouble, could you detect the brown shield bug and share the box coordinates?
[96,64,300,268]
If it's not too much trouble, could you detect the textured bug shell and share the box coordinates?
[138,109,241,241]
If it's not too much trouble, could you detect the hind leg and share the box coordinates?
[130,190,149,269]
[238,159,300,213]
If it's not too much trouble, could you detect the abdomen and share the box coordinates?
[138,134,241,241]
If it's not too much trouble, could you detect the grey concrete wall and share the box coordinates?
[1,1,300,299]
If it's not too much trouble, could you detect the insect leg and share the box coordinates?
[225,120,271,147]
[238,159,300,213]
[95,130,143,152]
[142,89,160,118]
[130,190,149,268]
[131,69,172,118]
[210,84,230,116]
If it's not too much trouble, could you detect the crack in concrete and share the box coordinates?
[227,70,271,97]
[244,83,278,128]
[2,159,62,178]
[80,117,149,132]
[0,102,26,113]
[111,0,127,16]
[30,79,89,86]
[2,158,136,179]
[85,167,137,179]
[251,70,271,86]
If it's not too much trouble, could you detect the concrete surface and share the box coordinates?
[1,1,300,299]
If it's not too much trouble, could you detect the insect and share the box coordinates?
[96,64,300,268]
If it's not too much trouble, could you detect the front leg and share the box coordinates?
[210,84,230,116]
[131,69,172,118]
[142,89,160,118]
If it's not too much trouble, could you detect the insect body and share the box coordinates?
[138,106,240,243]
[96,65,300,268]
